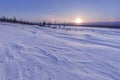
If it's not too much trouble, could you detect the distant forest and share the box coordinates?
[0,16,120,29]
[0,16,49,26]
[0,16,66,29]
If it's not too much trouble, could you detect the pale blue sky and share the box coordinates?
[0,0,120,22]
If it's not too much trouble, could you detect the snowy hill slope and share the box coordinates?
[0,23,120,80]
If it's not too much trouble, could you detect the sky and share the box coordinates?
[0,0,120,23]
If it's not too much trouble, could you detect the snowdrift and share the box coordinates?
[0,23,120,80]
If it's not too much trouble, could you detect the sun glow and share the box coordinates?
[75,18,82,24]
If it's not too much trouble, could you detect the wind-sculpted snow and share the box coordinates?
[0,23,120,80]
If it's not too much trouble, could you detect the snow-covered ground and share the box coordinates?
[0,22,120,80]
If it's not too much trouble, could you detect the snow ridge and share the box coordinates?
[0,23,120,80]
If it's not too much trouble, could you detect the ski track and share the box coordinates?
[0,23,120,80]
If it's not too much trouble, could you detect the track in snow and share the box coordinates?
[0,23,120,80]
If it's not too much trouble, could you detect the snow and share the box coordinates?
[0,22,120,80]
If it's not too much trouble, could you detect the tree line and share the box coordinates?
[1,16,119,29]
[0,16,67,29]
[0,16,49,26]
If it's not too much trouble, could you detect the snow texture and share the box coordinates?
[0,22,120,80]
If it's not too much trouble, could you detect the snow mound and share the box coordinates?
[0,23,120,80]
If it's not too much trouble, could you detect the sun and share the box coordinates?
[75,18,82,24]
